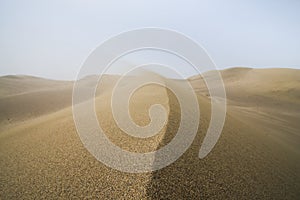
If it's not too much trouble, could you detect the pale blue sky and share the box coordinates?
[0,0,299,80]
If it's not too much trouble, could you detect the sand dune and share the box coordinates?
[190,67,300,159]
[0,76,73,128]
[0,75,72,97]
[0,68,299,199]
[0,74,120,128]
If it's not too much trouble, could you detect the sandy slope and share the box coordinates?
[0,75,119,128]
[0,76,73,127]
[190,68,300,159]
[0,75,72,97]
[0,68,300,199]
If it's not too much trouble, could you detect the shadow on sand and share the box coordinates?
[145,87,300,199]
[145,88,220,199]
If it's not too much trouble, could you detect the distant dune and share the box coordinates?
[0,75,73,127]
[0,68,299,199]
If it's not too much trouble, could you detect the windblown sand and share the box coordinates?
[0,68,299,199]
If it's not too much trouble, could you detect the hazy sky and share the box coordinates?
[0,0,299,80]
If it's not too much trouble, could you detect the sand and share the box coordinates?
[0,68,299,199]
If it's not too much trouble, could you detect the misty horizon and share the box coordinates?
[1,0,300,80]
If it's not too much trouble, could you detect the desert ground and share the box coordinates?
[0,68,299,199]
